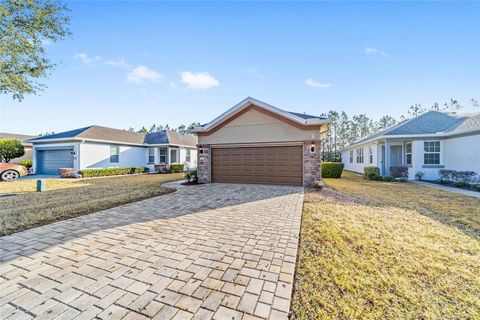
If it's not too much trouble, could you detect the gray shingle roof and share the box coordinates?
[145,130,197,146]
[0,132,37,146]
[287,111,325,120]
[0,132,37,141]
[349,111,480,147]
[28,125,197,146]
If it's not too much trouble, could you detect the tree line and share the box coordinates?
[126,122,202,135]
[321,98,479,162]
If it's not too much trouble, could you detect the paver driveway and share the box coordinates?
[0,183,303,320]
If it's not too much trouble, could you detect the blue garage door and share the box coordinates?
[37,149,74,175]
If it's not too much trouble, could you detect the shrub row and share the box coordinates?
[79,167,149,178]
[169,164,184,173]
[16,159,33,169]
[439,169,478,184]
[364,166,407,182]
[321,162,344,178]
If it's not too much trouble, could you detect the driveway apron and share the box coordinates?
[0,183,303,320]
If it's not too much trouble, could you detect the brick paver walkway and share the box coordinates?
[0,183,303,320]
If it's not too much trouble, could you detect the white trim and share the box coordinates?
[190,97,331,132]
[28,137,196,148]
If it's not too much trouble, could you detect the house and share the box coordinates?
[341,111,480,180]
[190,97,331,186]
[0,132,37,163]
[26,126,197,175]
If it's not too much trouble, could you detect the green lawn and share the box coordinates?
[0,173,183,236]
[291,171,480,319]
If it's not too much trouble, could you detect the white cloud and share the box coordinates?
[73,53,101,65]
[180,71,220,90]
[305,78,332,88]
[126,66,162,84]
[365,47,388,57]
[246,67,264,79]
[106,58,131,68]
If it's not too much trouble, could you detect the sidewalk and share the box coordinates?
[411,181,480,199]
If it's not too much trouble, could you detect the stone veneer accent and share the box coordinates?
[197,145,210,183]
[303,140,321,187]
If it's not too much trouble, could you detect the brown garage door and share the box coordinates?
[211,146,303,186]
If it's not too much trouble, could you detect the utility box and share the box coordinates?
[36,179,46,192]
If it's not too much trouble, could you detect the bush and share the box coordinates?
[364,166,381,180]
[439,169,477,184]
[321,162,344,178]
[17,159,33,169]
[382,176,395,182]
[0,139,24,162]
[79,167,148,178]
[390,166,409,179]
[415,171,425,181]
[58,168,79,178]
[184,170,198,184]
[456,171,477,184]
[169,163,184,173]
[439,169,456,183]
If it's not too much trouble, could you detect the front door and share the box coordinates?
[390,145,402,167]
[170,149,178,164]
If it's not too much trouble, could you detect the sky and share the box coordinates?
[1,1,479,135]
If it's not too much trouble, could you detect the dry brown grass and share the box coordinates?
[291,172,480,319]
[326,171,480,237]
[0,173,183,236]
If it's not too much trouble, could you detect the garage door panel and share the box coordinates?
[211,146,303,186]
[37,149,74,175]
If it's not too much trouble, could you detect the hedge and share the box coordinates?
[321,162,344,178]
[17,159,33,169]
[169,164,184,173]
[364,166,381,180]
[79,167,149,178]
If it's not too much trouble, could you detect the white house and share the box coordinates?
[26,126,197,175]
[341,111,480,180]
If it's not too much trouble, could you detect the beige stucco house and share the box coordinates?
[191,97,331,186]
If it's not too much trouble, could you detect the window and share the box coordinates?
[159,148,167,163]
[185,149,191,163]
[405,142,412,165]
[110,145,119,163]
[424,141,440,165]
[369,146,373,164]
[356,148,364,163]
[148,148,155,163]
[349,150,354,163]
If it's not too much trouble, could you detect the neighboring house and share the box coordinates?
[0,132,37,163]
[191,97,331,186]
[341,111,480,180]
[26,126,197,175]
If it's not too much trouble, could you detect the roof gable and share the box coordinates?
[192,97,329,134]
